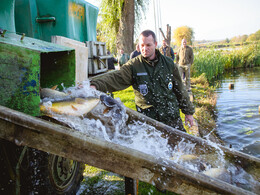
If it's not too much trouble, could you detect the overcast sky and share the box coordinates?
[86,0,260,41]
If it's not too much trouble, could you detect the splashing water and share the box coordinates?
[41,81,260,192]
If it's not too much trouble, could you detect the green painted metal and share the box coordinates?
[0,33,75,116]
[15,0,99,42]
[0,0,16,32]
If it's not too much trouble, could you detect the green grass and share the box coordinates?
[113,86,136,110]
[79,165,176,195]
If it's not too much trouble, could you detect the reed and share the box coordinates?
[191,49,225,82]
[192,42,260,82]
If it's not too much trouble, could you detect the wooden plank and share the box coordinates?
[0,105,258,195]
[51,36,89,82]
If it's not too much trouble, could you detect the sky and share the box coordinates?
[86,0,260,41]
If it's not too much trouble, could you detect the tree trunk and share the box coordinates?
[117,0,135,54]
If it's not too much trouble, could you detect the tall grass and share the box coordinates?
[191,42,260,82]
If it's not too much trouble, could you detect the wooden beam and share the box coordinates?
[0,105,258,195]
[159,25,171,46]
[159,28,166,40]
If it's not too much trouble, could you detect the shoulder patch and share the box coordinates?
[139,84,148,96]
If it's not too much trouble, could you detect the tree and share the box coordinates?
[246,34,257,42]
[173,26,194,46]
[230,35,248,43]
[254,30,260,41]
[241,35,248,42]
[97,0,148,54]
[225,38,230,43]
[246,30,260,42]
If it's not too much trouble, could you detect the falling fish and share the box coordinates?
[40,85,69,100]
[40,86,123,122]
[170,154,199,161]
[203,167,232,183]
[170,153,233,183]
[170,154,207,171]
[40,97,100,117]
[40,92,126,140]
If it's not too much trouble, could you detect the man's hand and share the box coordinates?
[185,115,194,127]
[90,85,96,90]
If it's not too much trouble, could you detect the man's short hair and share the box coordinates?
[139,30,157,43]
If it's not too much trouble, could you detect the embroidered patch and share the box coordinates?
[168,82,173,90]
[139,84,148,96]
[137,72,148,76]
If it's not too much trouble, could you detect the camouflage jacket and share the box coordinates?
[118,53,130,67]
[91,50,195,118]
[176,46,194,65]
[159,46,175,61]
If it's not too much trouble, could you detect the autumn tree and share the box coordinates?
[173,26,194,46]
[97,0,148,54]
[246,30,260,42]
[247,34,257,42]
[230,35,248,43]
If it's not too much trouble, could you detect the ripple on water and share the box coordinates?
[216,67,260,158]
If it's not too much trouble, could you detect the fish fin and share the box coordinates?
[103,107,110,114]
[75,98,86,104]
[71,105,78,111]
[51,85,58,90]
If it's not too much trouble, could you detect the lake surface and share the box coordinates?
[215,67,260,158]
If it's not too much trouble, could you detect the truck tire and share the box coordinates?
[29,148,85,195]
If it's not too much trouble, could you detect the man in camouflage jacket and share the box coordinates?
[118,49,130,68]
[176,38,194,91]
[159,39,175,61]
[91,30,195,132]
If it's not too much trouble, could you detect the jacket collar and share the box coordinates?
[142,49,161,67]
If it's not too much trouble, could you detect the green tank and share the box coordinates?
[0,0,16,32]
[0,32,75,116]
[0,2,85,194]
[15,0,99,42]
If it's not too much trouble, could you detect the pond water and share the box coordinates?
[215,67,260,158]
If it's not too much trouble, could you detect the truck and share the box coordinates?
[1,0,260,195]
[0,0,109,194]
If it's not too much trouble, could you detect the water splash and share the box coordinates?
[40,81,259,192]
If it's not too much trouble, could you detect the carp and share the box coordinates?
[40,97,100,117]
[40,85,69,100]
[203,167,232,183]
[40,87,126,131]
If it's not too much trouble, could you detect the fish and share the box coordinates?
[40,97,100,117]
[40,90,126,139]
[170,154,199,161]
[86,95,126,130]
[40,85,69,100]
[170,154,207,171]
[203,168,232,183]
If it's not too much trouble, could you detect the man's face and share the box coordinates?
[139,35,157,60]
[182,39,187,47]
[120,49,124,54]
[162,41,167,47]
